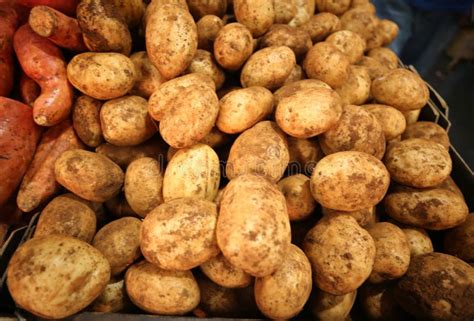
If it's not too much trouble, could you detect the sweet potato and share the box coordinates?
[16,120,84,213]
[0,98,41,208]
[29,5,87,52]
[16,0,79,16]
[19,73,40,106]
[14,24,73,126]
[0,4,18,97]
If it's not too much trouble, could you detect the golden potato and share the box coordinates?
[124,157,163,217]
[90,279,129,313]
[278,174,316,221]
[284,64,305,84]
[311,151,390,211]
[340,8,378,40]
[163,143,220,201]
[359,283,408,321]
[241,46,296,90]
[186,49,225,89]
[217,86,273,134]
[384,138,452,188]
[226,121,290,183]
[141,198,219,270]
[72,95,103,148]
[7,235,110,319]
[444,215,474,263]
[129,51,166,98]
[196,275,240,317]
[372,68,429,111]
[335,65,371,105]
[309,289,357,321]
[217,174,291,277]
[125,261,200,315]
[255,244,312,319]
[274,79,331,105]
[303,42,350,88]
[55,149,124,202]
[197,15,224,51]
[100,96,157,147]
[67,52,136,100]
[368,47,398,70]
[273,0,297,24]
[213,23,254,71]
[287,136,323,175]
[259,24,312,61]
[303,215,376,295]
[200,254,253,288]
[233,0,274,37]
[319,105,386,159]
[322,206,376,227]
[357,56,389,80]
[402,121,450,150]
[316,0,351,15]
[401,226,434,257]
[363,104,407,140]
[379,19,399,46]
[326,30,366,64]
[300,12,341,42]
[288,0,316,27]
[187,0,227,19]
[34,195,97,243]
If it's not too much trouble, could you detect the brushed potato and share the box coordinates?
[303,215,376,295]
[316,0,351,15]
[100,96,157,147]
[273,0,297,24]
[217,86,274,134]
[278,174,316,221]
[200,254,253,288]
[402,121,450,150]
[55,149,124,202]
[319,105,386,159]
[255,244,312,319]
[303,42,350,88]
[124,157,163,217]
[274,79,331,105]
[335,65,371,105]
[125,261,200,315]
[197,15,224,51]
[444,215,474,263]
[217,174,291,277]
[309,289,356,321]
[401,226,434,257]
[163,143,220,201]
[129,51,166,98]
[326,30,366,64]
[187,0,227,19]
[186,49,225,89]
[368,47,398,70]
[141,198,219,270]
[301,12,341,42]
[322,206,376,227]
[90,279,129,313]
[363,104,406,140]
[34,195,97,243]
[357,56,389,80]
[196,275,241,317]
[241,46,296,90]
[67,52,136,100]
[72,95,103,148]
[311,151,390,211]
[260,24,312,61]
[214,23,254,71]
[287,136,324,175]
[233,0,274,37]
[7,235,110,319]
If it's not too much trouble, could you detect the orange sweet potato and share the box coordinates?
[0,4,18,97]
[19,72,40,106]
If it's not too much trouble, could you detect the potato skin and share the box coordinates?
[309,289,356,321]
[444,215,474,263]
[35,195,97,243]
[72,95,103,147]
[200,254,253,288]
[322,206,376,228]
[255,244,312,319]
[379,19,399,46]
[335,65,371,105]
[340,8,378,40]
[288,0,316,27]
[124,157,163,217]
[186,49,225,89]
[233,0,274,37]
[274,79,331,105]
[213,23,254,70]
[303,215,376,295]
[301,12,341,42]
[311,151,390,211]
[384,138,452,188]
[7,235,110,319]
[287,136,324,175]
[316,0,351,15]
[368,47,398,70]
[326,30,366,64]
[55,149,124,202]
[260,24,312,61]
[125,261,200,315]
[197,15,224,51]
[401,226,434,257]
[357,56,389,80]
[141,198,219,270]
[273,0,296,24]
[187,0,227,19]
[130,51,165,98]
[217,174,291,277]
[402,121,450,150]
[278,174,316,221]
[90,279,129,313]
[67,52,136,100]
[363,104,406,140]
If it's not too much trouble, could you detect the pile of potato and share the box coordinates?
[1,0,473,320]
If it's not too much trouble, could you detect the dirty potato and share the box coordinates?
[367,47,398,70]
[401,226,434,257]
[274,79,331,104]
[90,279,129,313]
[444,215,474,263]
[326,30,366,64]
[72,95,103,148]
[322,206,376,228]
[273,0,297,24]
[213,23,254,70]
[363,104,406,141]
[357,56,389,80]
[187,0,227,19]
[197,15,224,51]
[287,136,324,175]
[196,275,241,317]
[402,121,450,150]
[278,174,316,221]
[233,0,274,37]
[315,0,351,15]
[186,49,225,89]
[309,289,356,321]
[301,12,341,42]
[335,65,371,105]
[259,24,312,61]
[129,51,166,98]
[200,254,253,288]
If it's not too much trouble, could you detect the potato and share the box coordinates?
[301,12,341,42]
[379,19,399,46]
[72,95,103,148]
[384,138,452,188]
[303,215,376,295]
[444,215,474,263]
[200,254,253,288]
[273,0,297,24]
[287,136,323,175]
[100,96,157,146]
[217,86,273,134]
[7,235,110,319]
[311,151,390,211]
[368,47,398,70]
[187,0,227,19]
[384,188,469,230]
[278,174,316,221]
[259,24,312,61]
[366,222,410,283]
[402,109,421,125]
[365,23,385,51]
[92,217,141,276]
[402,121,450,150]
[163,143,220,201]
[146,4,197,79]
[196,275,240,317]
[197,15,224,51]
[326,30,366,64]
[400,226,434,257]
[67,52,136,100]
[233,0,274,37]
[309,289,356,321]
[34,195,97,243]
[109,0,144,27]
[316,0,351,15]
[105,193,138,218]
[217,174,291,277]
[55,149,124,202]
[199,127,230,148]
[319,105,386,159]
[436,176,464,198]
[213,23,254,71]
[125,261,200,315]
[303,42,350,88]
[255,244,312,319]
[335,65,371,105]
[241,46,296,90]
[363,104,406,141]
[141,198,219,270]
[372,68,429,111]
[186,49,225,89]
[90,279,129,313]
[288,0,316,27]
[322,206,376,227]
[359,283,408,321]
[160,84,219,148]
[129,51,165,98]
[395,253,474,320]
[340,8,378,40]
[276,87,342,139]
[59,192,107,226]
[357,56,389,80]
[124,157,163,217]
[226,121,289,183]
[284,64,305,84]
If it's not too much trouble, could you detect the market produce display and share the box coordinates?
[0,0,472,320]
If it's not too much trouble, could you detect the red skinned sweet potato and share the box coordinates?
[0,4,18,97]
[19,72,41,106]
[14,24,74,126]
[0,97,41,208]
[16,0,79,16]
